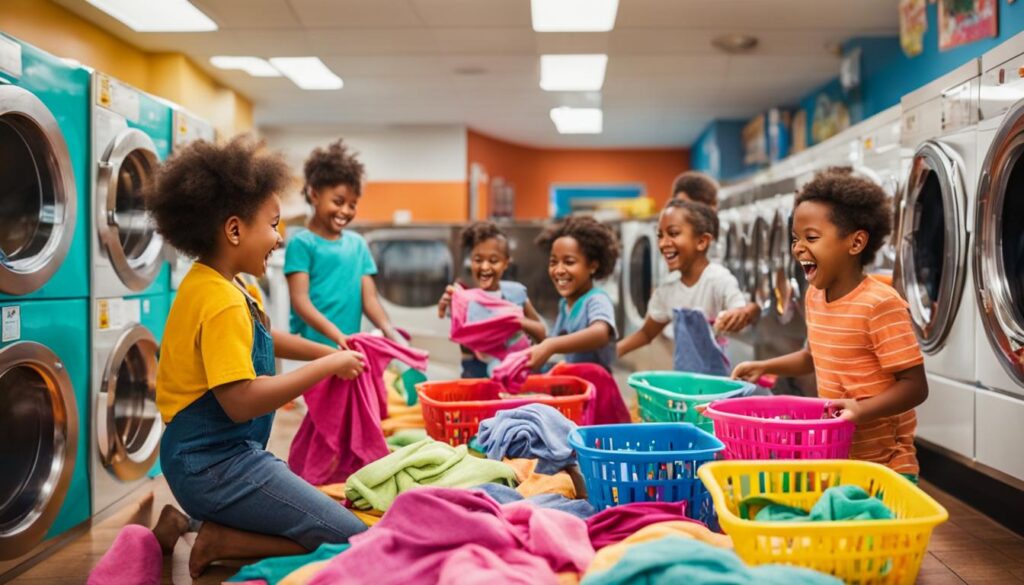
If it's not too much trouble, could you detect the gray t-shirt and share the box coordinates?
[552,288,618,371]
[647,263,747,338]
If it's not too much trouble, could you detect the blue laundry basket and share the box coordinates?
[569,423,724,526]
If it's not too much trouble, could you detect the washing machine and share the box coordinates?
[89,293,167,515]
[90,72,172,300]
[0,34,90,301]
[854,105,906,275]
[169,107,215,294]
[0,298,89,560]
[619,219,661,336]
[893,60,981,461]
[971,30,1024,483]
[719,206,746,292]
[748,194,775,316]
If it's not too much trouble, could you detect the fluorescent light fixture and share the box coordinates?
[540,54,607,91]
[269,57,343,90]
[550,107,603,134]
[210,56,281,77]
[531,0,619,32]
[85,0,217,32]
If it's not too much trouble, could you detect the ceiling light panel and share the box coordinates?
[210,56,281,77]
[85,0,217,32]
[550,107,603,134]
[269,57,344,90]
[531,0,619,32]
[540,54,608,91]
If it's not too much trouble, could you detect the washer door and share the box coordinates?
[751,216,772,312]
[769,209,797,323]
[96,325,161,480]
[975,100,1024,390]
[626,233,654,323]
[0,341,77,559]
[895,140,969,353]
[0,86,77,296]
[725,224,747,293]
[96,128,165,292]
[366,229,454,309]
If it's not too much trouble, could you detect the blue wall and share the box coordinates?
[690,119,756,182]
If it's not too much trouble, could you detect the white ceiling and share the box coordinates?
[53,0,899,147]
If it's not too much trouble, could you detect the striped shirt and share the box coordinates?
[805,276,924,475]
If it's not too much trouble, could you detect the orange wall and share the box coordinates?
[467,129,689,219]
[360,182,469,222]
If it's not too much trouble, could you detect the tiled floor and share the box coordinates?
[8,402,1024,584]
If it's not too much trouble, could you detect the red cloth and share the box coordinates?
[450,287,529,361]
[585,500,703,550]
[549,362,630,425]
[288,334,428,485]
[86,525,161,585]
[491,348,532,392]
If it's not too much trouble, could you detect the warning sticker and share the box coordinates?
[2,305,20,342]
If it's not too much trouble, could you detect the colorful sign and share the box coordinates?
[900,0,927,57]
[939,0,998,51]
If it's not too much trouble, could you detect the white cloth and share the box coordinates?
[647,263,747,337]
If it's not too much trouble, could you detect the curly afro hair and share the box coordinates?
[460,221,509,256]
[303,139,364,201]
[535,215,620,280]
[146,135,291,260]
[663,199,719,240]
[671,171,719,206]
[795,168,892,266]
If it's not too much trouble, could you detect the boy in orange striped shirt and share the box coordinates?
[733,169,928,480]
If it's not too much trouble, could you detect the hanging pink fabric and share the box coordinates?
[549,362,630,425]
[289,334,429,485]
[86,525,162,585]
[450,287,530,361]
[491,348,532,392]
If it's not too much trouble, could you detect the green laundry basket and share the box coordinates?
[627,371,754,433]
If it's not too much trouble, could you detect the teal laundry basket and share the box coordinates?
[627,371,754,433]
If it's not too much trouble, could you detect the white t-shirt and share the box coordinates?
[647,263,748,336]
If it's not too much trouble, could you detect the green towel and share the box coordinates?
[741,485,894,522]
[227,543,349,584]
[386,429,429,451]
[581,537,842,585]
[344,438,518,511]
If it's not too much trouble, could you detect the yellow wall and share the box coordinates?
[2,0,253,137]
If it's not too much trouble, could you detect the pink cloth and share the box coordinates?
[549,362,630,425]
[450,287,530,361]
[585,500,703,550]
[86,525,161,585]
[289,334,428,485]
[307,487,594,585]
[437,544,558,585]
[491,348,532,392]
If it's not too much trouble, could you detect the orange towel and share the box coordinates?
[505,458,576,499]
[316,483,383,526]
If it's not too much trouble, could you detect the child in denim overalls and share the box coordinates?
[147,136,368,578]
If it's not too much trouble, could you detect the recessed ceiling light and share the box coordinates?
[531,0,619,32]
[540,54,608,91]
[550,107,603,134]
[269,57,343,90]
[210,56,281,77]
[711,34,759,54]
[85,0,217,32]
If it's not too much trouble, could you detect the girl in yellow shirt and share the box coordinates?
[148,136,368,577]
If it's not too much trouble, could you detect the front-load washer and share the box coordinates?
[168,107,215,294]
[620,219,660,336]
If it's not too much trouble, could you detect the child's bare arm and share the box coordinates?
[286,272,347,347]
[715,302,761,333]
[528,321,611,369]
[833,364,929,424]
[617,317,668,358]
[271,328,334,361]
[733,348,814,382]
[361,276,401,341]
[520,300,547,342]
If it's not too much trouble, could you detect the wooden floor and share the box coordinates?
[9,402,1024,584]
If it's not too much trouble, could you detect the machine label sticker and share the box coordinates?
[97,74,140,122]
[2,305,20,342]
[0,36,22,78]
[97,299,110,330]
[101,298,142,330]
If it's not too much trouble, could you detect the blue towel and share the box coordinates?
[228,542,350,583]
[672,308,729,376]
[472,483,597,519]
[476,403,577,474]
[582,537,842,585]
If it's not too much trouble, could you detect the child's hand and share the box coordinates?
[332,333,350,350]
[731,360,766,383]
[828,398,863,423]
[437,283,461,318]
[715,307,754,333]
[527,340,553,370]
[333,350,366,379]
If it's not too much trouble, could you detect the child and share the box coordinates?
[617,200,759,359]
[671,171,720,210]
[437,221,547,378]
[148,136,369,577]
[528,216,620,372]
[285,139,401,347]
[732,170,928,479]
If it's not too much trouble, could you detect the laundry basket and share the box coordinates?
[704,396,855,460]
[417,375,593,446]
[569,423,724,526]
[627,371,754,432]
[698,459,948,584]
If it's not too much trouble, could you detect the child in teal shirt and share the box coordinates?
[285,140,401,346]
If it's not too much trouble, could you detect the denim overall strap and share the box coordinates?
[236,280,276,447]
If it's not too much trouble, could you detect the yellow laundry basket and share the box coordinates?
[698,460,948,585]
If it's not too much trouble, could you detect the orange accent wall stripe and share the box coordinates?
[359,181,469,223]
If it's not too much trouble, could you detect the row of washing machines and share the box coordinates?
[0,33,214,567]
[619,32,1024,488]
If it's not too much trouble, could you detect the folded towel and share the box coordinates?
[86,525,161,585]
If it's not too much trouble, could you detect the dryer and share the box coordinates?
[894,60,981,461]
[854,105,906,275]
[89,294,167,515]
[90,72,172,300]
[0,298,89,559]
[0,34,89,301]
[619,219,660,336]
[973,30,1024,482]
[168,108,215,294]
